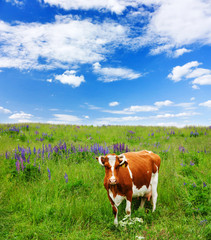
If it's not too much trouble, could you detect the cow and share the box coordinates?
[96,150,161,226]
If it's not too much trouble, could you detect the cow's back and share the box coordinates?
[123,151,161,189]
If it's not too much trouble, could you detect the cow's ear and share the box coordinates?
[118,154,128,167]
[97,156,106,166]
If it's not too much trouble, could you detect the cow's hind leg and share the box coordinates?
[151,171,159,212]
[140,197,146,208]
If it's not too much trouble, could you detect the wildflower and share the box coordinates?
[47,168,51,180]
[192,183,196,188]
[203,182,207,187]
[184,182,187,185]
[190,161,195,166]
[64,173,68,183]
[200,219,207,225]
[16,160,20,173]
[20,157,24,171]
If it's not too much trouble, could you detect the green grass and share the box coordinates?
[0,123,210,239]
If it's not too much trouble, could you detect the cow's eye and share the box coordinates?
[105,166,110,170]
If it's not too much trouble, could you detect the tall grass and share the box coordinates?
[0,123,210,239]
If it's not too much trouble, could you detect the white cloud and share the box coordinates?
[103,105,158,115]
[109,101,119,107]
[168,61,211,88]
[5,0,24,6]
[51,114,82,124]
[9,111,33,122]
[124,105,158,112]
[174,102,195,109]
[40,0,138,14]
[168,61,201,82]
[0,106,12,114]
[190,97,195,101]
[55,70,85,87]
[142,0,211,55]
[192,84,200,90]
[93,62,141,82]
[95,111,199,125]
[0,16,128,70]
[173,48,192,58]
[47,78,52,83]
[199,100,211,108]
[192,74,211,85]
[154,100,173,107]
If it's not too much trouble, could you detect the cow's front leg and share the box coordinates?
[112,204,118,226]
[125,191,132,216]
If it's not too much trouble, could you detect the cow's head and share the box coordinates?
[96,154,128,185]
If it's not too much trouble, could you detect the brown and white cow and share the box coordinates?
[97,150,161,225]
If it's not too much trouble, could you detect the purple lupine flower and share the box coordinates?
[16,160,20,173]
[29,147,31,155]
[27,155,30,163]
[184,182,187,185]
[192,183,196,188]
[20,157,24,171]
[203,182,207,187]
[200,219,207,224]
[33,147,36,154]
[190,161,195,166]
[64,173,68,183]
[47,168,51,180]
[5,152,9,159]
[151,132,154,136]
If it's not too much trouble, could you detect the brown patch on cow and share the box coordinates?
[123,151,161,189]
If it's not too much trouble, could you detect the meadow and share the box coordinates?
[0,123,210,240]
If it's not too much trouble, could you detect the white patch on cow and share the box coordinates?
[98,156,104,166]
[127,165,133,179]
[145,150,152,153]
[107,155,117,180]
[132,184,152,198]
[109,189,125,207]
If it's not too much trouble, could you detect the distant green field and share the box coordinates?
[0,123,210,239]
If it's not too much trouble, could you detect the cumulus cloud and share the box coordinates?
[93,62,141,82]
[55,70,85,87]
[168,61,211,88]
[0,15,128,70]
[0,106,12,114]
[168,61,201,82]
[142,0,211,55]
[173,48,192,58]
[103,105,158,115]
[154,100,173,107]
[199,100,211,108]
[109,101,119,107]
[50,114,82,124]
[9,111,33,122]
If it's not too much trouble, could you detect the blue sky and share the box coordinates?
[0,0,211,126]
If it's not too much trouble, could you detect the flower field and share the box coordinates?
[0,123,210,239]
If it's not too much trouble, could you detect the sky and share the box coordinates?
[0,0,211,127]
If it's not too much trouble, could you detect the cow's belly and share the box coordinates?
[109,189,126,206]
[132,183,152,198]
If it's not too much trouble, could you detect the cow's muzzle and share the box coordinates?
[109,178,117,185]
